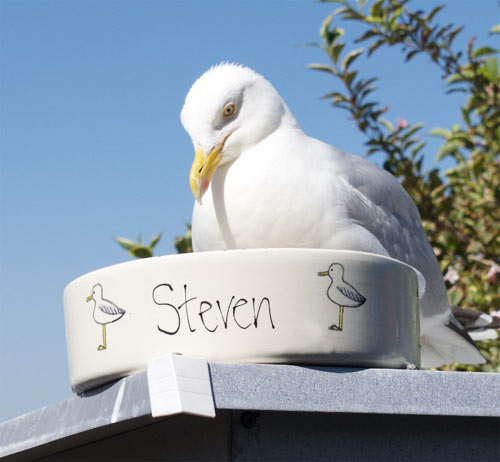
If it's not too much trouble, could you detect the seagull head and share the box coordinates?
[181,63,295,203]
[86,283,103,302]
[318,263,344,280]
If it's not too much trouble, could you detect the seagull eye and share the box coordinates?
[222,103,235,119]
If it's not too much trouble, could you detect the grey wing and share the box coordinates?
[339,153,450,318]
[99,302,125,315]
[337,285,366,304]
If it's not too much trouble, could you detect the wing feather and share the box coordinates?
[337,285,366,304]
[338,152,449,318]
[99,302,125,316]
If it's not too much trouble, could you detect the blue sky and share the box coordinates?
[0,0,498,421]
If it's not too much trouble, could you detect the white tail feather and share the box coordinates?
[421,322,485,368]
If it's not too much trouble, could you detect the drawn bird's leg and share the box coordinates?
[98,325,107,351]
[329,306,344,331]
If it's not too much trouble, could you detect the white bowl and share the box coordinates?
[64,249,421,393]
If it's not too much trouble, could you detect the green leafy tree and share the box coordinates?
[115,233,162,259]
[115,225,192,257]
[309,0,499,371]
[174,224,193,254]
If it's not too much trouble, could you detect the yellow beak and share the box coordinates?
[189,135,229,204]
[86,295,93,302]
[317,271,329,276]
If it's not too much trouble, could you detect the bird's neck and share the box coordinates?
[209,99,301,251]
[211,163,238,250]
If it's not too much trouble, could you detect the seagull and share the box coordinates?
[86,283,125,351]
[318,263,366,331]
[180,63,485,368]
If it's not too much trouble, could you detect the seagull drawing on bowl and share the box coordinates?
[86,284,126,351]
[318,263,366,331]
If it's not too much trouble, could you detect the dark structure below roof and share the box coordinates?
[1,363,499,461]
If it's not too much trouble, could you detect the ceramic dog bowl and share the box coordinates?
[64,248,422,393]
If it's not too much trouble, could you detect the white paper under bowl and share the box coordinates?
[64,249,421,393]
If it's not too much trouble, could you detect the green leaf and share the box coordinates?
[472,46,498,58]
[447,25,464,45]
[445,88,467,95]
[326,26,346,45]
[360,102,377,111]
[115,237,138,251]
[130,246,153,259]
[446,71,472,84]
[369,0,384,18]
[319,14,345,44]
[401,123,425,140]
[490,24,500,35]
[323,92,349,103]
[330,42,345,64]
[175,236,192,254]
[307,63,338,75]
[356,29,379,43]
[478,57,499,81]
[174,224,193,254]
[342,9,364,20]
[449,131,472,143]
[356,76,378,92]
[461,108,471,129]
[319,13,334,42]
[371,106,389,120]
[411,142,426,158]
[149,232,162,249]
[379,118,394,132]
[341,47,363,72]
[388,7,403,31]
[368,39,385,56]
[365,15,384,24]
[437,141,461,161]
[449,289,464,305]
[344,70,357,87]
[426,5,444,22]
[358,86,377,100]
[429,127,451,139]
[405,49,420,61]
